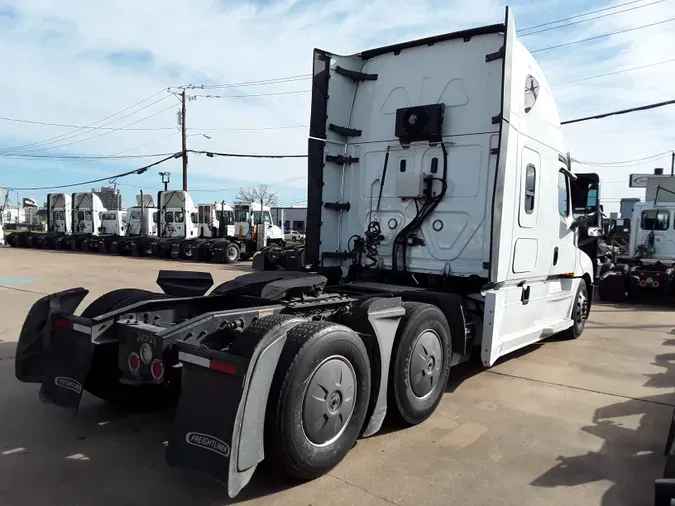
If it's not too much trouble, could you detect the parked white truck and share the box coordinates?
[598,180,675,301]
[14,8,600,498]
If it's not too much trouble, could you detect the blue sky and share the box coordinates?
[1,0,674,212]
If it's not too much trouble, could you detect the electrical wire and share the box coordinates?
[16,103,177,154]
[0,116,176,131]
[189,149,307,159]
[186,74,311,90]
[187,176,306,193]
[573,150,672,166]
[2,153,180,191]
[519,0,653,31]
[552,58,675,87]
[1,90,169,154]
[519,0,667,37]
[0,151,175,160]
[562,98,675,124]
[190,124,308,132]
[192,90,310,99]
[531,17,675,53]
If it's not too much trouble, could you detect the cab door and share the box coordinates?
[550,169,577,276]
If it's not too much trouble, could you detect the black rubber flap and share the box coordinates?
[15,288,88,383]
[166,325,289,497]
[39,321,94,411]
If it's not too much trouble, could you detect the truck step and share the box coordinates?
[542,318,574,334]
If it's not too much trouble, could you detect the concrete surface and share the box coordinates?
[0,247,673,505]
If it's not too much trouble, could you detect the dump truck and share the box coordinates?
[14,8,601,498]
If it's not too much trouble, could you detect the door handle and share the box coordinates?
[553,247,559,265]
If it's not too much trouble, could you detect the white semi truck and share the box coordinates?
[598,181,675,301]
[14,8,600,498]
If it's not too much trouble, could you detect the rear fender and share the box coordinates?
[165,319,290,498]
[15,287,89,383]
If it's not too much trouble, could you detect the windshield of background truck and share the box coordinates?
[252,211,271,225]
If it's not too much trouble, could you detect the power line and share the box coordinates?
[519,0,667,37]
[0,89,169,154]
[552,58,675,86]
[531,17,675,53]
[562,98,675,125]
[192,90,310,99]
[186,74,311,90]
[18,103,177,154]
[188,176,307,193]
[573,150,673,166]
[1,133,178,176]
[0,152,176,160]
[189,149,307,159]
[519,0,653,31]
[190,124,308,132]
[0,116,176,131]
[2,153,180,191]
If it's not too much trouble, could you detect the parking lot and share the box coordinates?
[0,247,673,505]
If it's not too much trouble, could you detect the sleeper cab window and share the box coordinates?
[524,164,536,214]
[524,75,540,113]
[641,209,670,230]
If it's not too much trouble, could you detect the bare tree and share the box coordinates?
[235,184,278,207]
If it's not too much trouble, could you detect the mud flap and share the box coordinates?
[15,288,88,383]
[166,325,289,497]
[38,319,95,411]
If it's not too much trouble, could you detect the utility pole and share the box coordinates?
[671,151,674,176]
[181,89,188,191]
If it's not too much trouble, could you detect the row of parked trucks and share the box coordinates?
[4,191,287,263]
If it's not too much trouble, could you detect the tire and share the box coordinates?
[82,289,175,408]
[224,242,240,264]
[265,321,371,481]
[180,240,196,260]
[560,279,589,339]
[388,302,452,426]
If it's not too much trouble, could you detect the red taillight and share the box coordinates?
[128,353,140,374]
[657,272,662,277]
[639,280,648,287]
[53,319,73,329]
[654,281,661,288]
[639,272,644,277]
[150,360,164,381]
[210,360,237,375]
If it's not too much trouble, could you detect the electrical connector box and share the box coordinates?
[396,171,425,198]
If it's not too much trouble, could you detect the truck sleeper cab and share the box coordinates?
[13,8,599,499]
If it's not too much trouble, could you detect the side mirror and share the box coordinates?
[587,227,602,238]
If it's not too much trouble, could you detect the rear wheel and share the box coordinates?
[224,242,240,264]
[265,321,371,480]
[388,302,452,426]
[180,240,196,260]
[82,289,175,408]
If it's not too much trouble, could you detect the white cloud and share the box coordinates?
[0,0,673,212]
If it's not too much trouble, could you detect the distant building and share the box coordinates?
[270,206,307,233]
[93,186,123,211]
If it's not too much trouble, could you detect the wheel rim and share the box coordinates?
[226,246,238,261]
[302,355,357,447]
[184,244,193,257]
[575,287,589,328]
[409,329,443,399]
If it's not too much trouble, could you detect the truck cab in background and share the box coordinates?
[598,179,675,301]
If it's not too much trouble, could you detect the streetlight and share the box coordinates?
[159,172,171,191]
[187,133,212,140]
